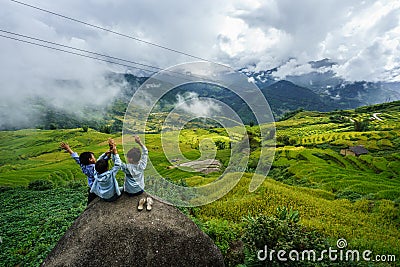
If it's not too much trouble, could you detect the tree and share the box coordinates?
[277,135,290,145]
[215,140,226,150]
[354,119,369,132]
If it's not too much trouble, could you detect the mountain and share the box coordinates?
[260,80,333,116]
[137,79,333,121]
[3,58,400,131]
[241,58,400,110]
[327,81,400,105]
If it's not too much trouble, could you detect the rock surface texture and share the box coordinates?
[42,193,224,267]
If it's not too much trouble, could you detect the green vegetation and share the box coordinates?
[241,211,329,266]
[0,101,400,266]
[0,186,86,266]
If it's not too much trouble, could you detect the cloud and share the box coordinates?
[217,0,400,81]
[0,0,227,128]
[3,1,399,81]
[273,59,314,80]
[0,0,399,128]
[175,92,221,117]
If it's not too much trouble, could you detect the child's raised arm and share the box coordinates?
[60,142,74,155]
[134,136,142,146]
[110,140,121,173]
[134,135,148,170]
[108,138,115,150]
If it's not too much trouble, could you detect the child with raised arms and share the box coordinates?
[60,142,110,205]
[109,136,153,210]
[90,140,122,202]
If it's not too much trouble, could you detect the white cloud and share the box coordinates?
[0,0,228,128]
[175,92,221,117]
[273,59,315,79]
[221,0,400,81]
[2,0,399,81]
[0,0,399,128]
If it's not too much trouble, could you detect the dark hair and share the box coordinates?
[95,159,109,174]
[79,152,94,165]
[127,147,141,163]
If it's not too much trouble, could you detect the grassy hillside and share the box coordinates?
[0,129,123,186]
[194,101,400,263]
[1,101,399,266]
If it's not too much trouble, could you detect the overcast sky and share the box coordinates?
[0,0,399,126]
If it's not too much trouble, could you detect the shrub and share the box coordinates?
[275,206,300,224]
[201,219,238,254]
[277,135,290,146]
[49,123,58,130]
[28,179,54,191]
[289,138,297,146]
[66,180,84,189]
[353,119,369,132]
[0,186,12,193]
[99,124,112,134]
[241,212,329,266]
[215,140,227,150]
[81,125,89,132]
[335,190,363,202]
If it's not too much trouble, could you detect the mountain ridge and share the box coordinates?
[2,60,400,131]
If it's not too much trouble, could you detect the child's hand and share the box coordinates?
[60,142,73,154]
[60,142,69,149]
[134,136,142,145]
[108,138,115,150]
[111,145,118,155]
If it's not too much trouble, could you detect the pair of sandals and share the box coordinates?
[138,197,153,211]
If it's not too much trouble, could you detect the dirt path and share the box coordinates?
[372,113,383,121]
[175,159,222,174]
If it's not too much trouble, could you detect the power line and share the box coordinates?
[0,31,329,107]
[10,0,213,63]
[0,33,159,75]
[0,30,217,82]
[6,1,353,110]
[0,29,198,80]
[1,3,341,113]
[0,29,164,72]
[1,32,341,121]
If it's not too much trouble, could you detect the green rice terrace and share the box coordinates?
[1,101,399,266]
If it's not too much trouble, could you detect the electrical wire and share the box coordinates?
[0,29,201,80]
[0,29,163,71]
[10,0,213,63]
[7,1,390,109]
[0,32,332,107]
[0,33,158,75]
[0,26,333,107]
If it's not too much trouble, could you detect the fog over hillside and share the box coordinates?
[1,1,399,129]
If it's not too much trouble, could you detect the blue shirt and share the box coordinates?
[71,152,108,187]
[90,154,122,200]
[121,145,148,194]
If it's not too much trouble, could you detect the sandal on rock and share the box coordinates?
[146,197,153,211]
[138,198,146,211]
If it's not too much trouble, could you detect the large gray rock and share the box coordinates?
[42,193,224,267]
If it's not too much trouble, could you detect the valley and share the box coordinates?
[0,100,399,266]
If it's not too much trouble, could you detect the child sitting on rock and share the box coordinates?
[60,142,110,205]
[90,140,122,202]
[109,136,153,211]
